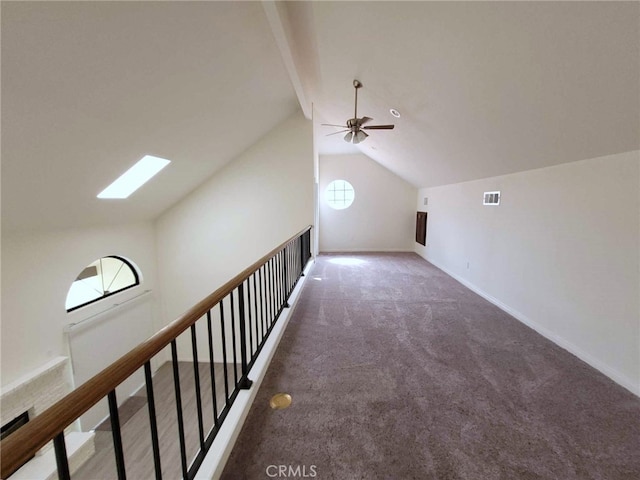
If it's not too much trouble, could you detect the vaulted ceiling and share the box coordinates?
[2,1,638,233]
[1,2,299,233]
[302,1,640,186]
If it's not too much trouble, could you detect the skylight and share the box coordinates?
[97,155,171,199]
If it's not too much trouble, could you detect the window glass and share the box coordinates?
[325,180,355,210]
[66,256,139,312]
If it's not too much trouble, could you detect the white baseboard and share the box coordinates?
[195,260,315,479]
[424,256,639,397]
[319,248,413,253]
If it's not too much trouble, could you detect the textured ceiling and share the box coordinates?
[2,1,638,233]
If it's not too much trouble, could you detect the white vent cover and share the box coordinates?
[483,191,500,205]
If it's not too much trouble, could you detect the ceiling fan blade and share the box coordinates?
[362,124,395,130]
[359,116,373,125]
[326,129,350,137]
[344,131,354,143]
[321,123,348,128]
[353,130,368,144]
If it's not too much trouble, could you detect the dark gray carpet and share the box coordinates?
[221,253,640,480]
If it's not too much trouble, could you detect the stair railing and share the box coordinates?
[0,226,313,480]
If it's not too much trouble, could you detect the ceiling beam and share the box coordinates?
[262,1,312,119]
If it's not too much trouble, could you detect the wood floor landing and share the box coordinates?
[95,396,148,432]
[73,361,235,480]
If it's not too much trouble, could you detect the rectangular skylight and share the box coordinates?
[97,155,171,199]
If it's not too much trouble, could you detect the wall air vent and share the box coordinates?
[483,191,500,206]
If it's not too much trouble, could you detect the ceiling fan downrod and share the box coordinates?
[353,79,362,121]
[321,79,394,144]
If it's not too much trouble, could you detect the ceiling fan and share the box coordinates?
[322,79,395,144]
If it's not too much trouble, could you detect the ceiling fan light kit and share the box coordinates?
[353,130,368,144]
[322,79,395,144]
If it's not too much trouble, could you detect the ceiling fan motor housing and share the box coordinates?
[321,79,394,143]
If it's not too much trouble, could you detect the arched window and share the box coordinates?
[66,256,140,312]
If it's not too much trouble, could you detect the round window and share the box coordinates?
[325,179,355,210]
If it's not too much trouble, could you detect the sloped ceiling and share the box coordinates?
[1,1,299,233]
[2,1,639,233]
[303,1,640,187]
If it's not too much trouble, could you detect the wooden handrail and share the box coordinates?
[0,225,312,479]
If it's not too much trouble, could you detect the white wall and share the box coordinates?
[1,110,313,427]
[415,150,640,395]
[312,106,321,258]
[1,222,159,427]
[319,154,416,252]
[155,111,314,358]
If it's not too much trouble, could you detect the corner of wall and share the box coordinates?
[412,152,640,396]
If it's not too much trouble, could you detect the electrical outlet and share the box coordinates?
[466,261,470,270]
